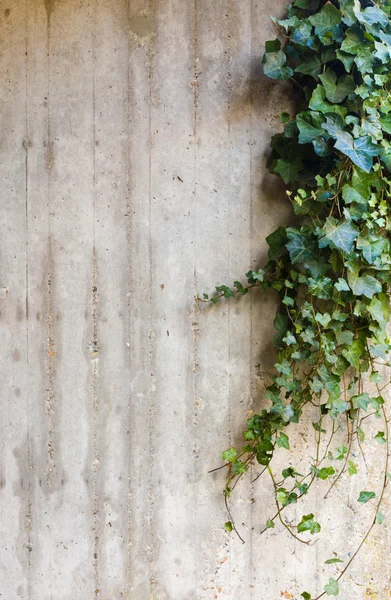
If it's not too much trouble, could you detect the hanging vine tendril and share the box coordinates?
[201,1,391,597]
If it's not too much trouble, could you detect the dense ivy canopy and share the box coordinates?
[203,1,391,597]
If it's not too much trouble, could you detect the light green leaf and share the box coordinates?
[352,393,371,411]
[355,4,388,27]
[336,330,354,346]
[334,132,380,173]
[325,557,343,564]
[367,294,390,327]
[342,338,365,370]
[322,217,359,254]
[264,50,293,80]
[222,447,237,463]
[356,232,389,264]
[335,445,347,460]
[376,512,385,524]
[266,519,275,529]
[348,460,358,476]
[324,577,339,596]
[308,277,333,299]
[224,521,233,532]
[369,371,382,384]
[357,427,365,443]
[374,431,386,445]
[341,25,364,54]
[316,312,331,327]
[335,278,350,292]
[347,271,382,299]
[342,184,367,205]
[297,513,321,535]
[276,432,290,449]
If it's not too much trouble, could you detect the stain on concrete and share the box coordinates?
[129,10,154,39]
[44,0,56,22]
[12,349,21,362]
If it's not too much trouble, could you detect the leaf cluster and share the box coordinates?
[204,1,391,598]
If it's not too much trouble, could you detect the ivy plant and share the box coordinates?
[201,0,391,597]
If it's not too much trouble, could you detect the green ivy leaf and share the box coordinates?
[335,445,347,460]
[263,49,293,80]
[358,491,376,504]
[309,85,347,118]
[348,460,358,476]
[301,593,311,600]
[276,432,290,449]
[286,227,318,264]
[321,217,359,254]
[352,393,371,411]
[266,226,288,260]
[295,54,322,78]
[342,338,365,370]
[334,132,380,173]
[308,276,333,299]
[266,519,275,529]
[356,232,389,264]
[222,447,237,463]
[224,521,233,532]
[297,111,325,144]
[341,26,364,55]
[347,271,382,299]
[374,431,386,445]
[319,69,355,103]
[309,3,342,36]
[274,158,303,183]
[324,578,339,596]
[335,278,350,292]
[297,513,321,535]
[325,557,343,564]
[376,512,385,524]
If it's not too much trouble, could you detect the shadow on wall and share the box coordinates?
[223,57,296,381]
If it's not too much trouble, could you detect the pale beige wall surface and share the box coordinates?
[0,1,389,599]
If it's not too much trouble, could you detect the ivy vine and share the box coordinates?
[201,0,391,597]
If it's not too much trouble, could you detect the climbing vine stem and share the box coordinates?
[201,0,391,597]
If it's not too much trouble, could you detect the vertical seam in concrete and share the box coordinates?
[147,2,156,596]
[45,0,56,502]
[25,2,32,597]
[91,3,100,595]
[226,1,232,596]
[126,0,132,592]
[192,0,199,596]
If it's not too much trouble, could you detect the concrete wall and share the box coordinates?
[0,1,389,598]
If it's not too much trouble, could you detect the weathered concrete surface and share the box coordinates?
[0,1,389,599]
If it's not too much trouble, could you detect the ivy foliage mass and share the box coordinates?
[203,1,391,598]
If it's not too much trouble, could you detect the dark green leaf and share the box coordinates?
[319,69,355,103]
[309,3,342,36]
[357,491,376,504]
